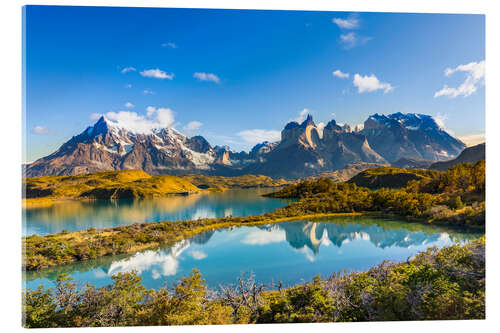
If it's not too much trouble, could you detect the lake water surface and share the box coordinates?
[23,188,293,236]
[24,216,481,291]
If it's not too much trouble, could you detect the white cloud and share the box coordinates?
[193,72,221,83]
[143,89,155,95]
[161,42,177,48]
[101,106,175,133]
[353,73,393,93]
[297,247,316,262]
[458,133,485,146]
[434,112,448,130]
[237,129,281,144]
[332,69,349,79]
[190,250,207,260]
[121,67,136,74]
[140,68,174,80]
[89,113,102,121]
[145,106,156,117]
[316,122,326,138]
[184,121,203,131]
[434,60,485,98]
[292,108,310,123]
[31,125,51,135]
[339,32,371,49]
[107,241,189,278]
[332,16,359,29]
[241,229,286,245]
[124,102,134,108]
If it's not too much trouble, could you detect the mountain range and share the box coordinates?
[25,112,467,179]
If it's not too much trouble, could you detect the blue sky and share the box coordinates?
[24,6,485,162]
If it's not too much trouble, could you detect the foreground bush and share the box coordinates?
[23,237,485,327]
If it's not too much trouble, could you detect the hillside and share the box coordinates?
[429,143,485,171]
[267,161,485,227]
[23,170,202,203]
[391,158,433,169]
[181,174,290,190]
[348,167,440,189]
[306,162,389,182]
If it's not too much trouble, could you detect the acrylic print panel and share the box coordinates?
[22,5,485,327]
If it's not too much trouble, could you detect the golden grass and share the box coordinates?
[22,198,56,209]
[23,170,202,202]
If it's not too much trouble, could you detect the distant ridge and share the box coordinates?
[429,143,485,171]
[391,158,433,169]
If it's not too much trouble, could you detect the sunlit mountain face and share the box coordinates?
[25,113,466,179]
[24,217,480,290]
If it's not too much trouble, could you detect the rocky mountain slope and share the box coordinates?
[244,115,386,178]
[25,116,229,177]
[25,113,468,179]
[429,142,485,171]
[360,113,466,162]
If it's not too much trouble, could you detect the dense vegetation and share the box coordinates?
[23,170,202,205]
[268,161,485,227]
[23,237,485,327]
[348,167,440,189]
[181,174,289,191]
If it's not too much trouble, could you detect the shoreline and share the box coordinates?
[22,185,288,210]
[23,212,363,271]
[23,210,483,272]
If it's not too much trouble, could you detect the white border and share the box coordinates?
[1,1,499,332]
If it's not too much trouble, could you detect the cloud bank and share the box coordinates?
[193,72,220,83]
[93,107,175,134]
[237,129,281,144]
[140,68,174,80]
[458,133,485,147]
[434,60,485,98]
[121,67,136,74]
[32,126,52,135]
[184,121,203,131]
[353,73,393,93]
[332,69,349,79]
[332,15,359,29]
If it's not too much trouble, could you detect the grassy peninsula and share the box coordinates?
[23,237,485,327]
[23,170,202,208]
[23,161,484,271]
[23,170,290,209]
[181,174,290,191]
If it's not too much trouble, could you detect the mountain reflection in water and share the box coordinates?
[24,188,293,236]
[24,217,481,290]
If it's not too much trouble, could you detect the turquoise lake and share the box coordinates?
[23,188,293,236]
[24,216,481,291]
